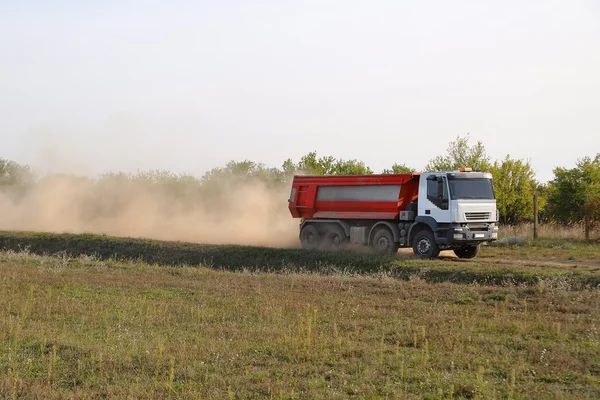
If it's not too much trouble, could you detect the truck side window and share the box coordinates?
[427,178,449,210]
[443,179,449,204]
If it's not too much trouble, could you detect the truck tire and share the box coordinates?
[300,225,320,250]
[321,225,348,252]
[453,245,479,259]
[412,230,440,259]
[371,228,399,256]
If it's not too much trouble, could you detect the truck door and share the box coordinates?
[419,175,452,223]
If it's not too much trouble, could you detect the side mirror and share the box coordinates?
[437,179,444,200]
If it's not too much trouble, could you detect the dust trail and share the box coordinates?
[0,173,300,248]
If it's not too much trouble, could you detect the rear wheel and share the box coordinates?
[412,230,440,259]
[300,225,320,250]
[453,244,479,259]
[321,225,348,252]
[371,228,399,256]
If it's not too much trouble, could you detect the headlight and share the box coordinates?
[453,233,464,240]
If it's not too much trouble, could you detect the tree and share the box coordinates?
[382,163,415,174]
[286,151,373,175]
[292,152,336,175]
[425,135,491,172]
[201,160,285,187]
[282,158,296,176]
[534,182,550,221]
[545,154,600,224]
[489,156,537,224]
[330,159,373,175]
[582,197,600,230]
[0,158,34,186]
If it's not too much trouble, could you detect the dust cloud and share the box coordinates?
[0,173,300,248]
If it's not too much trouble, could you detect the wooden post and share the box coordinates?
[533,193,539,239]
[584,194,590,241]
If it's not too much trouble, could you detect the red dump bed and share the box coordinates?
[288,173,421,220]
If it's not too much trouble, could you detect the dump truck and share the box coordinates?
[288,168,498,258]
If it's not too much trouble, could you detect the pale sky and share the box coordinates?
[1,0,599,182]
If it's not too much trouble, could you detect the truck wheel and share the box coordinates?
[300,225,320,250]
[371,228,399,256]
[412,230,440,259]
[453,245,479,259]
[322,225,347,252]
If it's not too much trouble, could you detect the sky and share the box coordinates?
[1,0,599,182]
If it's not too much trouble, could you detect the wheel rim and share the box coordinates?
[332,235,341,246]
[417,238,431,255]
[377,236,389,251]
[306,233,316,245]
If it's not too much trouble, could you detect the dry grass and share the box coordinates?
[1,250,599,399]
[500,223,598,241]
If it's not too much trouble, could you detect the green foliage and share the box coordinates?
[1,147,599,227]
[202,160,285,187]
[545,154,600,224]
[456,295,474,305]
[198,160,286,207]
[490,293,508,301]
[425,135,491,172]
[0,158,34,186]
[489,156,537,224]
[287,151,373,175]
[382,163,415,174]
[329,158,373,175]
[0,158,35,201]
[583,197,600,229]
[97,170,203,202]
[282,158,296,175]
[295,151,336,175]
[534,182,550,217]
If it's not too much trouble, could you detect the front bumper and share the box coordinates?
[438,224,498,245]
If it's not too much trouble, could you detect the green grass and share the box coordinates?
[1,231,599,289]
[484,238,600,262]
[1,250,599,399]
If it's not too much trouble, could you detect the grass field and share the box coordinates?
[1,231,599,288]
[1,231,599,399]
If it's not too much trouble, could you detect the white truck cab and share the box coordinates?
[409,168,499,259]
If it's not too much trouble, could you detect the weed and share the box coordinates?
[457,296,474,305]
[490,293,508,301]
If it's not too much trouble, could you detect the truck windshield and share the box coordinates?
[448,178,494,200]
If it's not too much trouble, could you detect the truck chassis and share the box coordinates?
[298,217,496,258]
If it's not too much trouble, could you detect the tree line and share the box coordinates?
[1,135,599,227]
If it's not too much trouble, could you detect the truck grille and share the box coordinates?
[465,212,491,221]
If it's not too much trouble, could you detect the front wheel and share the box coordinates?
[412,230,440,259]
[453,244,479,259]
